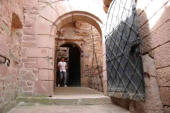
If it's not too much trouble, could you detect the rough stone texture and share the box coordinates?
[136,0,170,112]
[8,87,130,113]
[0,0,24,112]
[16,0,106,97]
[154,42,170,68]
[8,104,130,113]
[133,76,163,113]
[142,55,157,77]
[160,87,170,105]
[164,106,170,113]
[157,67,170,87]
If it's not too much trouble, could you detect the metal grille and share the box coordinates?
[105,0,145,101]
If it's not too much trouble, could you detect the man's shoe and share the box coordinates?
[64,85,67,87]
[58,84,60,87]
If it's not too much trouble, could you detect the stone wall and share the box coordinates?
[136,0,170,113]
[0,0,24,112]
[17,0,105,97]
[18,0,54,96]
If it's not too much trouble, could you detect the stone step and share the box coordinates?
[17,96,112,105]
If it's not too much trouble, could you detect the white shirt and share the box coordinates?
[58,61,67,72]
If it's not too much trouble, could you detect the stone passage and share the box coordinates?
[7,87,130,113]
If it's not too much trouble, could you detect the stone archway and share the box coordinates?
[53,13,107,94]
[43,10,107,95]
[51,11,103,37]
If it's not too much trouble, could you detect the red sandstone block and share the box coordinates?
[37,58,50,69]
[39,5,57,23]
[38,69,54,81]
[142,36,152,53]
[35,16,51,34]
[22,58,37,63]
[49,49,53,58]
[20,81,27,87]
[22,42,37,48]
[23,87,33,92]
[138,11,148,28]
[33,80,53,96]
[0,65,8,76]
[24,0,37,7]
[23,35,36,41]
[26,80,34,87]
[141,21,170,53]
[138,0,168,27]
[23,27,35,35]
[150,3,170,32]
[24,63,37,68]
[151,21,170,48]
[145,0,168,20]
[36,35,53,48]
[164,106,170,113]
[157,67,170,87]
[24,14,35,27]
[154,42,170,68]
[24,48,49,58]
[139,22,150,38]
[160,87,170,105]
[139,8,170,37]
[139,1,169,38]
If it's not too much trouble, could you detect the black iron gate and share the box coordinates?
[105,0,145,101]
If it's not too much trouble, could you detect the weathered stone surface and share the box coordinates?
[22,58,37,63]
[23,35,36,41]
[23,48,49,58]
[24,62,37,68]
[38,69,54,80]
[21,42,37,48]
[133,76,163,113]
[154,42,170,68]
[141,21,170,53]
[164,106,170,113]
[151,21,170,48]
[23,27,35,35]
[142,54,157,77]
[160,87,170,105]
[141,1,170,33]
[137,0,168,27]
[24,14,35,27]
[0,0,24,112]
[35,16,51,34]
[36,35,54,48]
[157,67,170,87]
[39,5,57,23]
[34,80,53,96]
[37,58,53,69]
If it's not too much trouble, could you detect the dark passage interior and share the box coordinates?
[61,43,81,86]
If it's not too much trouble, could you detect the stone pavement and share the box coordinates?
[7,87,131,113]
[8,104,130,113]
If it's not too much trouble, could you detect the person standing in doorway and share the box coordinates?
[58,57,67,87]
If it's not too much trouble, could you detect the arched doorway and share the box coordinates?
[61,43,81,86]
[52,11,107,94]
